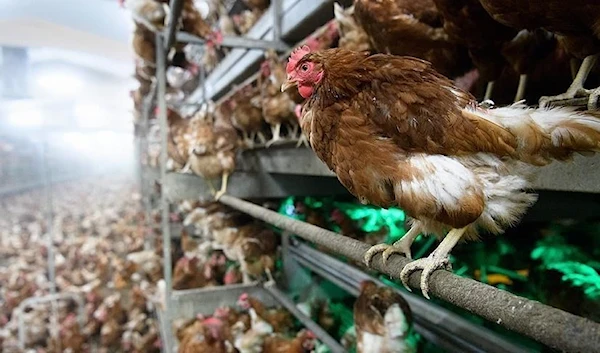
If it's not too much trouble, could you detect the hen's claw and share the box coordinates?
[400,227,466,299]
[540,54,598,108]
[363,226,421,267]
[587,87,600,110]
[400,254,452,299]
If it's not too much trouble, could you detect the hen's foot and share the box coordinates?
[288,123,299,139]
[400,227,466,299]
[295,133,309,148]
[266,124,284,147]
[400,253,451,299]
[540,54,598,108]
[242,132,254,149]
[213,173,229,201]
[256,131,267,144]
[363,226,421,267]
[587,87,600,110]
[539,87,591,108]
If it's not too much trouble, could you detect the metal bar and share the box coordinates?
[272,0,282,43]
[39,140,56,295]
[175,32,288,51]
[200,60,206,104]
[155,33,174,353]
[218,195,600,353]
[165,0,184,50]
[289,242,528,353]
[141,82,157,251]
[213,19,335,106]
[39,132,61,351]
[263,283,347,353]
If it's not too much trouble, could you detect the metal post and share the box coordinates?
[39,133,61,351]
[200,61,206,105]
[272,0,282,43]
[141,83,157,251]
[165,0,184,51]
[155,33,174,353]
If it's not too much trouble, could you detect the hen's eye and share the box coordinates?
[301,64,309,71]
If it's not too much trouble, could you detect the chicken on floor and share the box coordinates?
[282,46,600,299]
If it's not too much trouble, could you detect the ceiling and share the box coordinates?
[0,0,133,67]
[0,0,137,132]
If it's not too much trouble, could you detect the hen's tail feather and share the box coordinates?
[474,103,600,165]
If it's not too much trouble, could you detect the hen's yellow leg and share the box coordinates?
[363,225,421,267]
[514,74,527,102]
[266,123,282,147]
[540,54,598,108]
[214,173,229,200]
[484,81,494,101]
[400,227,466,299]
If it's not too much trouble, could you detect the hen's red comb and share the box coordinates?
[286,45,311,74]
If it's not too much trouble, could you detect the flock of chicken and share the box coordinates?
[173,200,278,288]
[128,0,600,203]
[0,179,162,352]
[0,175,422,352]
[173,281,416,353]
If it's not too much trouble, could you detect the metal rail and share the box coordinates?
[263,282,347,353]
[141,82,158,251]
[165,0,184,50]
[155,33,175,353]
[287,240,529,353]
[213,18,335,106]
[175,32,289,51]
[218,195,600,353]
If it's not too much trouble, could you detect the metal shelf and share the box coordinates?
[240,147,600,193]
[185,0,343,104]
[149,168,349,201]
[146,146,600,200]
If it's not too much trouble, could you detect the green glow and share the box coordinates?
[546,262,600,299]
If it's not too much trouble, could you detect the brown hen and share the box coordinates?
[334,3,371,52]
[283,47,600,298]
[188,106,239,199]
[230,86,267,148]
[354,0,472,79]
[238,293,295,334]
[260,50,298,146]
[354,281,414,353]
[132,24,156,65]
[478,0,600,109]
[262,329,317,353]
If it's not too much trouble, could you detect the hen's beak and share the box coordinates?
[281,77,297,92]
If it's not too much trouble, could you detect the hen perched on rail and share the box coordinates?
[282,46,600,298]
